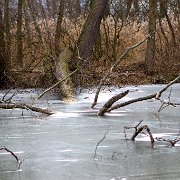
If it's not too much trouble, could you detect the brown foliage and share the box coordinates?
[5,16,180,88]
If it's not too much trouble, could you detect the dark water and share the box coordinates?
[0,84,180,180]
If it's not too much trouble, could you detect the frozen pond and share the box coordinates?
[0,84,180,180]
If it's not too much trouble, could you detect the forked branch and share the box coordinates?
[124,121,154,147]
[107,74,180,113]
[91,35,150,108]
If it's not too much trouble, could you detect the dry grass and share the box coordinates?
[8,16,180,88]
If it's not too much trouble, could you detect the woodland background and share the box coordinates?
[0,0,179,89]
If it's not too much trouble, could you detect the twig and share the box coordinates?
[155,74,180,99]
[93,129,109,159]
[91,34,150,108]
[0,147,22,170]
[155,137,180,147]
[124,120,143,139]
[155,124,180,147]
[158,87,180,113]
[1,90,17,103]
[111,151,127,160]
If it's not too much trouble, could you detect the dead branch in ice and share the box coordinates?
[107,74,180,113]
[124,121,154,147]
[155,137,180,147]
[111,151,127,160]
[0,147,22,170]
[124,120,180,147]
[124,120,144,139]
[155,124,180,147]
[131,125,154,147]
[158,87,180,113]
[0,102,54,115]
[98,90,129,116]
[91,35,150,108]
[93,129,109,159]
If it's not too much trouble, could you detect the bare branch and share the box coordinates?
[124,120,143,139]
[0,147,22,170]
[93,129,109,159]
[130,125,154,147]
[1,90,17,103]
[108,93,156,112]
[111,151,127,160]
[156,74,180,99]
[158,87,180,113]
[124,121,154,147]
[37,69,78,99]
[91,35,150,108]
[108,74,180,112]
[155,137,180,147]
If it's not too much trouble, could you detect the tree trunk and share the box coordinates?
[55,0,65,57]
[0,7,8,88]
[4,0,11,67]
[145,0,157,75]
[16,0,23,66]
[75,0,81,17]
[54,0,76,102]
[76,0,108,66]
[165,13,176,47]
[126,0,133,17]
[159,0,167,18]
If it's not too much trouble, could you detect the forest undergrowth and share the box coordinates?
[8,16,180,89]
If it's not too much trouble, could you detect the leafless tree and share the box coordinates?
[16,0,23,66]
[145,0,157,75]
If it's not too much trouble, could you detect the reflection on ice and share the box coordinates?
[55,159,79,162]
[105,113,127,117]
[1,169,23,174]
[0,151,24,155]
[58,149,74,152]
[50,112,80,118]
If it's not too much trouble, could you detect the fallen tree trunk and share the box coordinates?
[0,103,54,115]
[98,90,129,116]
[107,74,180,113]
[107,94,156,112]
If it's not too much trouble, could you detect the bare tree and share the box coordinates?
[145,0,157,75]
[76,0,108,65]
[55,0,65,57]
[4,0,11,66]
[0,4,8,88]
[16,0,23,66]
